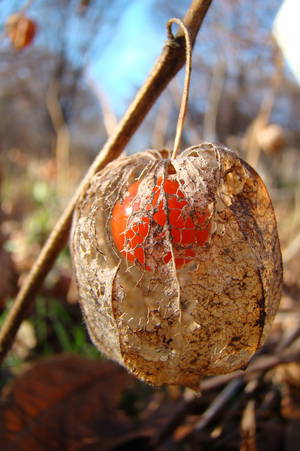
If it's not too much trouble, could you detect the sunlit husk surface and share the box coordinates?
[71,143,282,389]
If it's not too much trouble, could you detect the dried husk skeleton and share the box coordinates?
[71,18,282,390]
[71,143,282,389]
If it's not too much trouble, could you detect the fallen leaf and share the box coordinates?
[0,354,138,450]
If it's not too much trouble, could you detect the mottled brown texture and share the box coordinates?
[71,143,282,389]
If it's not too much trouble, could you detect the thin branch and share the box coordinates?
[202,59,226,142]
[46,81,71,200]
[199,351,300,392]
[152,348,300,447]
[152,324,300,446]
[0,0,214,364]
[194,379,245,432]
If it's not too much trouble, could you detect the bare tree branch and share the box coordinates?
[152,347,300,447]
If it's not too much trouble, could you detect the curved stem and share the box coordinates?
[168,18,192,159]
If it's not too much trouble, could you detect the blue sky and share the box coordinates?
[91,0,162,114]
[0,0,163,115]
[90,0,285,115]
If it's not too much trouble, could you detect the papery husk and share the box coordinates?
[71,143,282,390]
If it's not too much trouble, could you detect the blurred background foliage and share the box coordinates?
[2,1,300,448]
[1,0,299,366]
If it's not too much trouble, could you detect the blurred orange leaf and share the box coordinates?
[5,14,37,50]
[0,354,138,450]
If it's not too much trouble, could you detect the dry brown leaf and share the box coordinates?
[0,354,138,450]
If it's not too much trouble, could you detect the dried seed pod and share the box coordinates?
[71,143,282,389]
[6,14,37,50]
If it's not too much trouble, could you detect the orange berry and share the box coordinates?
[111,177,210,269]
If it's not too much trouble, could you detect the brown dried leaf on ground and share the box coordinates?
[0,354,139,451]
